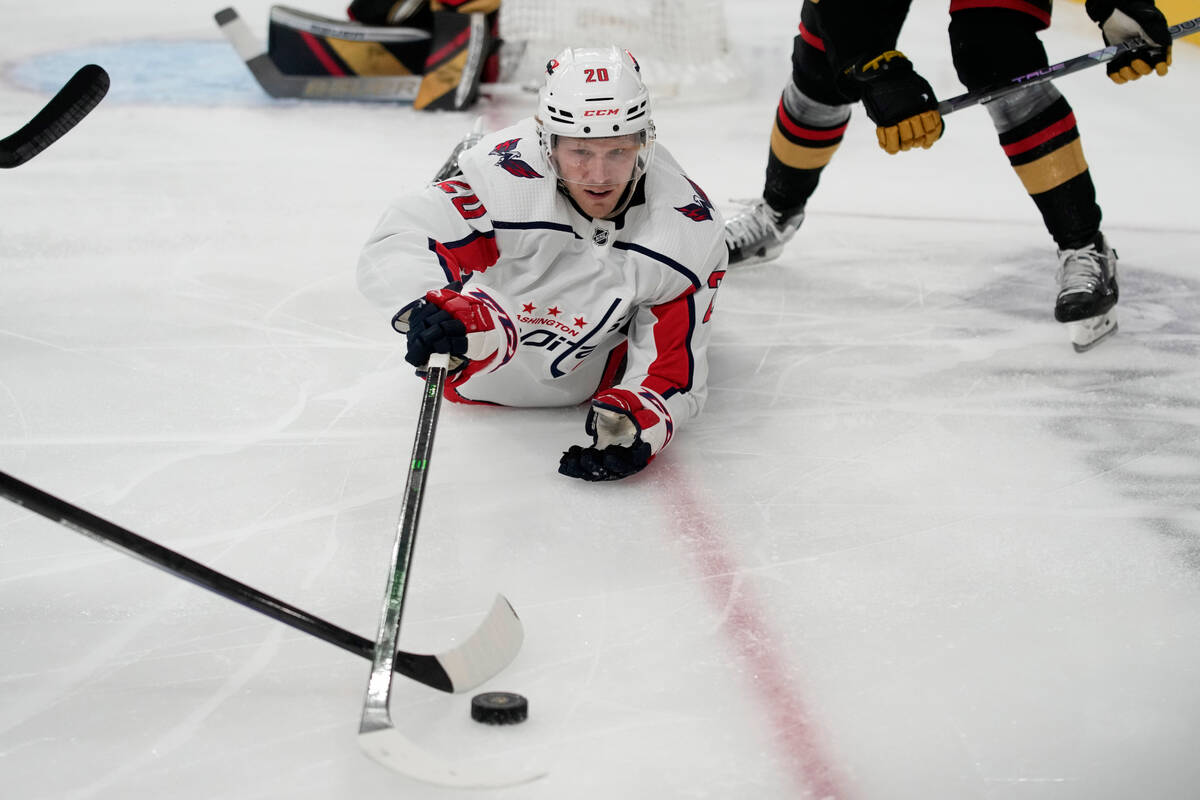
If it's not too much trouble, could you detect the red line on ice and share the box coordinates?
[661,464,846,799]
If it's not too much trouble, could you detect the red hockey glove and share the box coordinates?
[843,51,943,155]
[1091,1,1172,83]
[558,388,660,482]
[392,286,503,370]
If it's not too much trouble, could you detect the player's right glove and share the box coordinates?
[1089,1,1172,83]
[392,285,505,370]
[558,388,659,482]
[842,50,943,155]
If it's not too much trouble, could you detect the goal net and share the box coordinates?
[496,0,745,102]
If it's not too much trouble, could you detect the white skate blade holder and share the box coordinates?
[1066,308,1118,352]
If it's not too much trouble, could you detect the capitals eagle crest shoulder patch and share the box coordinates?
[490,138,544,179]
[674,176,715,222]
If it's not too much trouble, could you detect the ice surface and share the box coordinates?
[3,2,1199,799]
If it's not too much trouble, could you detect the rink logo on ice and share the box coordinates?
[8,41,277,106]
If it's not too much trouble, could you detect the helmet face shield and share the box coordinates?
[546,131,653,188]
[535,46,656,198]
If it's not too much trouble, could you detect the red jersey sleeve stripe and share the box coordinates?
[428,230,499,283]
[644,292,697,398]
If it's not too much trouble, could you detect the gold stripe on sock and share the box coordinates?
[1013,138,1089,196]
[770,126,841,170]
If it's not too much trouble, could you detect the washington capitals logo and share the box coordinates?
[675,177,714,222]
[490,138,543,179]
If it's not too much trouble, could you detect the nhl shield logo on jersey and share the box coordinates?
[674,177,715,222]
[490,138,544,179]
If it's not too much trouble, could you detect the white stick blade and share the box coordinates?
[358,727,547,789]
[437,594,525,692]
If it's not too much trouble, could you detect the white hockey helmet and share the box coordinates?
[535,46,656,188]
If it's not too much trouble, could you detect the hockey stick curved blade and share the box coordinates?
[0,64,109,168]
[394,594,524,694]
[358,723,547,789]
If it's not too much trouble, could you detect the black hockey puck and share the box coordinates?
[471,691,528,725]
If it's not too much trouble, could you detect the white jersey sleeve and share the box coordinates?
[357,177,501,306]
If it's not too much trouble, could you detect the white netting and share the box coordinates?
[496,0,746,102]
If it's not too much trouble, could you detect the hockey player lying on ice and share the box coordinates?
[358,46,727,482]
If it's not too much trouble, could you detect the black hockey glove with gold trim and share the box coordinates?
[843,50,943,155]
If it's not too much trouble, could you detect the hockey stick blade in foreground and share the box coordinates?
[215,6,423,101]
[358,352,545,788]
[0,64,109,168]
[939,16,1200,115]
[0,469,523,694]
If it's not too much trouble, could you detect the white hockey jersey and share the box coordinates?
[357,117,727,455]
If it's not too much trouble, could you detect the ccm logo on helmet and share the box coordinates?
[583,109,619,116]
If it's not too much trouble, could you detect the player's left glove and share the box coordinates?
[843,50,943,155]
[1090,1,1172,83]
[559,388,658,482]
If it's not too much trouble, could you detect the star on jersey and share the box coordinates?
[490,138,544,179]
[674,176,715,222]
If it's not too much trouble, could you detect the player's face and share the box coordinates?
[552,134,642,219]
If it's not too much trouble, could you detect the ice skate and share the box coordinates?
[1054,233,1119,352]
[430,117,485,184]
[724,198,805,267]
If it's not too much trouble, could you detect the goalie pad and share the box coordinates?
[267,5,430,77]
[413,3,500,110]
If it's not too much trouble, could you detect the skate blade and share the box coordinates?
[1066,309,1118,353]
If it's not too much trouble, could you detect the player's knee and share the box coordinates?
[787,10,845,105]
[948,9,1049,90]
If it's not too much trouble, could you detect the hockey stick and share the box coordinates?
[938,15,1200,116]
[0,64,109,168]
[0,468,523,694]
[357,352,544,788]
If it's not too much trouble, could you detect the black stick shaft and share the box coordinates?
[939,16,1199,116]
[0,469,374,657]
